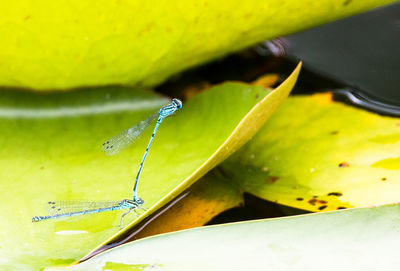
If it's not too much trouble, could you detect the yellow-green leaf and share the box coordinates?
[66,204,400,271]
[222,93,400,212]
[0,1,393,89]
[0,64,300,270]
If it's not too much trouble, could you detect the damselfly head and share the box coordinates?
[172,98,182,110]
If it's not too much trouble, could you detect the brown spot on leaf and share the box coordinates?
[266,176,279,184]
[255,94,259,99]
[313,195,318,198]
[308,199,318,206]
[331,131,339,135]
[381,177,387,181]
[318,205,328,210]
[343,0,352,6]
[337,206,347,210]
[309,198,329,206]
[296,197,303,201]
[24,15,32,21]
[40,166,44,170]
[339,162,350,167]
[328,192,343,197]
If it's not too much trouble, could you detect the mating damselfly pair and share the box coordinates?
[32,98,182,225]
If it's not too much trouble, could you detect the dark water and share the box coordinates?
[279,2,400,107]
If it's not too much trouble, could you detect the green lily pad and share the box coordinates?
[65,203,400,271]
[222,93,400,211]
[0,65,300,270]
[0,1,392,89]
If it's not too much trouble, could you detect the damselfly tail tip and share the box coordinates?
[32,216,41,222]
